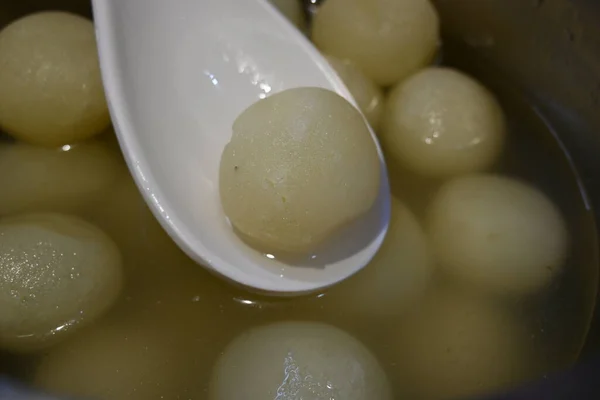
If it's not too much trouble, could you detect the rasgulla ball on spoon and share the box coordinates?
[325,55,385,131]
[219,87,380,254]
[427,174,569,295]
[0,12,110,146]
[323,197,433,318]
[209,321,392,400]
[381,67,506,177]
[0,213,123,353]
[312,0,440,86]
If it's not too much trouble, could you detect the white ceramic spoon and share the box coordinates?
[91,0,391,295]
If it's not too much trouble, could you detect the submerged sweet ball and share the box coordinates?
[0,139,123,216]
[35,323,189,400]
[391,287,531,399]
[35,249,223,400]
[0,213,123,353]
[325,55,385,131]
[0,12,110,146]
[428,174,569,295]
[324,197,433,318]
[312,0,440,86]
[209,321,393,400]
[382,67,506,177]
[219,87,380,253]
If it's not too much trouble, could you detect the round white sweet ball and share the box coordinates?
[0,213,123,352]
[312,0,440,86]
[0,12,110,146]
[323,197,433,318]
[325,55,385,131]
[382,67,506,177]
[428,174,569,295]
[269,0,306,30]
[391,287,531,399]
[0,139,123,216]
[219,87,380,253]
[209,321,392,400]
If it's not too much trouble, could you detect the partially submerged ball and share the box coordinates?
[427,174,569,295]
[391,287,532,399]
[35,322,193,400]
[0,12,110,146]
[0,139,123,216]
[323,197,433,318]
[0,213,123,352]
[219,87,380,254]
[325,55,385,131]
[382,67,506,177]
[209,321,392,400]
[312,0,440,86]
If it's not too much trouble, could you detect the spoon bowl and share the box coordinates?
[92,0,391,295]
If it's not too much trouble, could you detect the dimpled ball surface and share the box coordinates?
[219,87,380,253]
